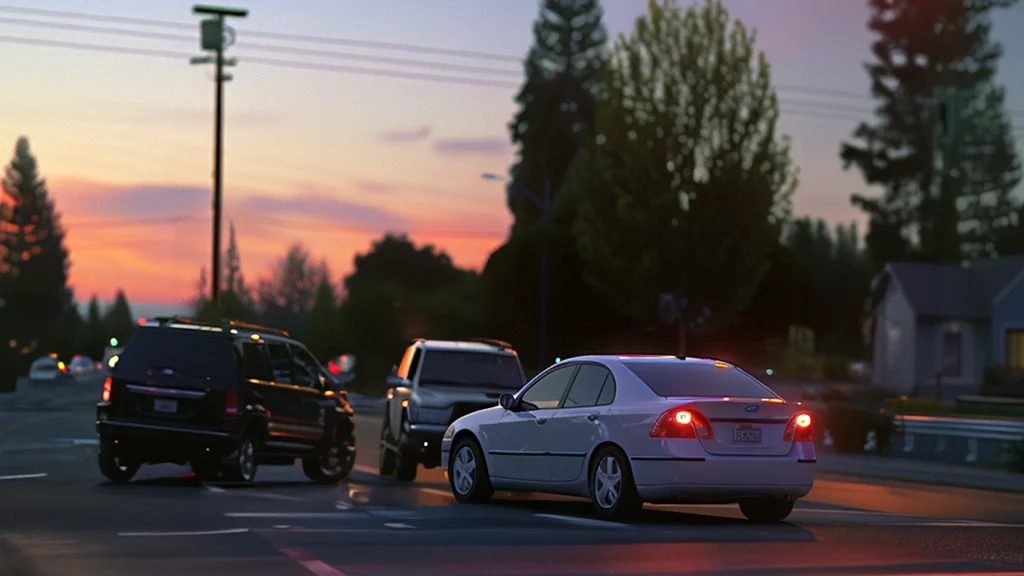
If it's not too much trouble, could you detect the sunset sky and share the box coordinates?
[2,0,1023,315]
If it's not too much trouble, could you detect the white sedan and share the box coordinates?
[441,355,816,523]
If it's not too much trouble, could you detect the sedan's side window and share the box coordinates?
[596,372,616,406]
[520,365,577,411]
[563,364,612,408]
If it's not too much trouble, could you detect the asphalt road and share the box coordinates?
[1,386,1022,576]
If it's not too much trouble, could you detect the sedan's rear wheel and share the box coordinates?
[448,437,493,504]
[588,445,642,521]
[738,497,795,523]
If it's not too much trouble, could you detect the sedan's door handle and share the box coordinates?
[536,418,547,425]
[586,414,599,422]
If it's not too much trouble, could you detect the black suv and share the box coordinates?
[95,317,356,484]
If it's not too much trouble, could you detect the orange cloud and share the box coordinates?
[50,178,511,304]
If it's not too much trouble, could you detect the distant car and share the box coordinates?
[96,317,356,485]
[441,355,816,523]
[380,338,525,482]
[69,355,96,377]
[28,355,69,381]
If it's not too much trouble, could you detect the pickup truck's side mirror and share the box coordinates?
[498,393,515,411]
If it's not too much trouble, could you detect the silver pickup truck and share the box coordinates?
[378,338,526,481]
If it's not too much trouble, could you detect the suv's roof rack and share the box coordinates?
[468,337,514,350]
[224,320,290,338]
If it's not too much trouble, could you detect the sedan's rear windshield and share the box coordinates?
[418,351,525,390]
[114,329,238,386]
[623,361,776,398]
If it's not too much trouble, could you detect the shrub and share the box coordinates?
[1006,442,1024,474]
[824,401,894,454]
[980,366,1024,398]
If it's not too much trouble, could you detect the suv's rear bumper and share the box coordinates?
[97,403,239,464]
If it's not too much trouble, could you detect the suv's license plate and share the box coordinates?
[734,426,762,443]
[153,398,178,413]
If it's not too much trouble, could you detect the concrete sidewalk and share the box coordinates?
[816,451,1024,493]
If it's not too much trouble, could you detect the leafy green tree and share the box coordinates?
[256,243,326,336]
[841,0,1021,263]
[571,0,797,335]
[506,0,607,231]
[104,290,135,346]
[0,136,74,357]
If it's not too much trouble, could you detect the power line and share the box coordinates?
[0,16,522,78]
[0,4,522,64]
[238,213,506,240]
[63,214,205,230]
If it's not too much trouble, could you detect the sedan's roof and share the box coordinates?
[563,355,729,366]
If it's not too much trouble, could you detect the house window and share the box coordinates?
[941,328,962,378]
[1007,331,1024,370]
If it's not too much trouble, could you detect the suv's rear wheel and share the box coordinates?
[98,440,140,484]
[223,431,258,482]
[304,431,356,483]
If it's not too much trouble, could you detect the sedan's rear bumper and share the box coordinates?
[630,455,816,504]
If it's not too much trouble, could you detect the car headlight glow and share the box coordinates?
[443,424,455,440]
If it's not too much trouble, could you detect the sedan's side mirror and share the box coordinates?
[498,393,515,411]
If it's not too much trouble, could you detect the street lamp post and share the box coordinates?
[482,172,550,371]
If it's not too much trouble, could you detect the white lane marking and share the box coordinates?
[273,525,290,529]
[224,512,366,519]
[875,521,1024,528]
[384,522,414,529]
[297,559,347,576]
[236,491,306,502]
[0,473,47,481]
[534,513,628,529]
[204,484,226,493]
[417,487,452,498]
[118,528,250,537]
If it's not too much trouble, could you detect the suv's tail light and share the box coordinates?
[650,406,713,439]
[225,390,239,415]
[101,377,112,402]
[783,412,813,442]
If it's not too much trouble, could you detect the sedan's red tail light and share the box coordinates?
[783,412,813,442]
[102,377,112,402]
[650,407,714,439]
[224,390,239,415]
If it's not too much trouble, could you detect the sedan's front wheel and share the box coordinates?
[589,445,642,521]
[448,436,493,504]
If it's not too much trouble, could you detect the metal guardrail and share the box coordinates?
[895,415,1024,465]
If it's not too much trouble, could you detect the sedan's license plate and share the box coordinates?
[153,398,178,413]
[734,426,762,443]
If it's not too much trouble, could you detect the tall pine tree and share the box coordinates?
[841,0,1021,265]
[506,0,607,232]
[0,137,74,354]
[85,295,104,359]
[104,289,135,346]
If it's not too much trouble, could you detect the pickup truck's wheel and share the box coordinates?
[379,412,396,476]
[190,458,221,482]
[394,422,418,482]
[304,431,356,484]
[98,440,140,484]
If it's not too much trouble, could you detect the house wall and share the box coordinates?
[916,318,986,396]
[992,271,1024,366]
[873,277,916,393]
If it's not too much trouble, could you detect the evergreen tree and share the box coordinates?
[104,290,135,346]
[0,137,73,354]
[306,277,340,361]
[506,0,607,231]
[85,295,104,359]
[841,0,1021,264]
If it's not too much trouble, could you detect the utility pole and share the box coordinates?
[932,87,959,262]
[190,5,247,307]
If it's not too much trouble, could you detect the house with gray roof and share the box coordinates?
[871,255,1024,397]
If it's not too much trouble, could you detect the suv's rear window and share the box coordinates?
[623,361,776,398]
[114,328,238,386]
[418,351,524,390]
